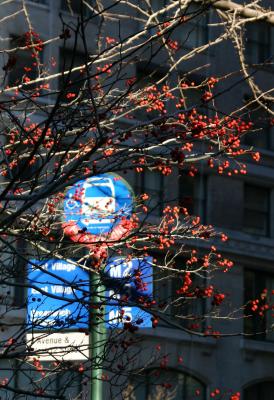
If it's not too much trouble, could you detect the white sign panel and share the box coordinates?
[26,332,89,361]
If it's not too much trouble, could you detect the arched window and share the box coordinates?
[15,361,83,399]
[244,381,274,400]
[124,369,206,400]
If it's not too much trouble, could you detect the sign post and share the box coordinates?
[61,173,155,400]
[63,173,135,400]
[90,274,106,400]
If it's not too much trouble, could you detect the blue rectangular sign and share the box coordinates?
[105,257,153,328]
[27,259,89,330]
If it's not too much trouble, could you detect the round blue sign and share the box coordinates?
[63,173,134,236]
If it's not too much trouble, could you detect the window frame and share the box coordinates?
[126,368,207,400]
[242,95,274,151]
[244,268,274,342]
[243,184,270,237]
[153,256,207,331]
[177,2,210,50]
[244,381,274,400]
[135,169,167,217]
[59,46,87,99]
[61,0,91,16]
[15,360,83,398]
[245,21,272,66]
[7,34,43,90]
[178,170,207,223]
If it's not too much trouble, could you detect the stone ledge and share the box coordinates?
[240,338,274,355]
[139,327,217,349]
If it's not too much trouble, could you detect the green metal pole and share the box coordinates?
[90,272,106,400]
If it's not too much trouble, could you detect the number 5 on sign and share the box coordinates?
[108,307,132,325]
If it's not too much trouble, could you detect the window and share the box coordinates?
[179,172,207,222]
[7,35,42,90]
[179,74,207,113]
[135,170,165,216]
[124,369,206,400]
[134,64,168,121]
[154,258,206,330]
[61,0,90,15]
[135,170,206,220]
[59,47,86,99]
[182,84,204,110]
[134,67,206,122]
[244,381,274,400]
[245,22,272,66]
[244,269,274,341]
[244,121,272,150]
[150,0,168,11]
[178,2,209,49]
[150,1,209,48]
[243,184,270,236]
[9,155,42,183]
[135,168,178,217]
[243,97,274,150]
[16,361,83,399]
[150,0,168,22]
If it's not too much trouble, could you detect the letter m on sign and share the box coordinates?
[109,264,121,278]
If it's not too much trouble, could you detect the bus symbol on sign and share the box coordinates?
[63,173,134,236]
[81,177,116,226]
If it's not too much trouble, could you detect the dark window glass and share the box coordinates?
[244,381,274,400]
[245,22,272,65]
[244,269,274,341]
[135,170,207,220]
[134,65,168,121]
[179,3,209,49]
[243,184,270,236]
[183,85,204,109]
[150,2,209,48]
[243,98,273,150]
[8,35,42,90]
[61,0,90,15]
[135,170,164,216]
[59,47,87,99]
[124,369,206,400]
[179,74,207,113]
[154,258,206,331]
[16,361,83,399]
[150,0,168,11]
[179,172,207,222]
[244,127,271,150]
[9,155,42,183]
[179,172,195,215]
